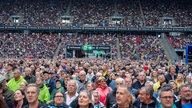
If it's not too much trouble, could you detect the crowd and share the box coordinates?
[167,34,192,49]
[0,33,61,58]
[0,58,191,108]
[0,0,192,27]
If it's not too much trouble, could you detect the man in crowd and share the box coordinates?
[64,79,78,105]
[36,77,50,102]
[165,66,177,83]
[7,69,27,91]
[132,72,146,90]
[23,84,48,108]
[158,87,177,108]
[175,84,192,108]
[77,70,88,93]
[43,71,55,93]
[134,86,158,108]
[112,85,134,108]
[24,67,36,84]
[106,77,125,108]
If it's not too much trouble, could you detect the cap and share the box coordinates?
[0,75,6,84]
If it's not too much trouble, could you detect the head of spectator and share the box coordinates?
[26,84,40,107]
[179,84,192,104]
[158,74,166,83]
[67,80,78,95]
[109,72,116,80]
[185,75,192,84]
[20,81,28,92]
[116,85,133,108]
[92,90,104,107]
[79,70,87,83]
[43,71,50,81]
[158,87,175,108]
[36,77,44,88]
[138,86,155,105]
[125,76,133,88]
[13,69,22,81]
[176,73,184,86]
[138,72,146,82]
[52,91,67,107]
[78,90,93,108]
[98,77,107,88]
[0,75,6,89]
[150,70,158,82]
[169,80,178,94]
[30,65,35,74]
[7,64,13,72]
[95,72,102,80]
[49,71,57,80]
[24,67,31,77]
[115,78,125,89]
[145,80,154,88]
[0,83,9,108]
[86,82,95,93]
[14,89,27,108]
[168,65,176,76]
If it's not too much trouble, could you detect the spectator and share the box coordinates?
[64,80,78,105]
[50,79,65,100]
[23,84,48,108]
[134,86,158,108]
[49,91,69,108]
[20,81,28,93]
[158,87,177,108]
[92,90,105,108]
[24,67,36,84]
[7,69,27,92]
[175,84,192,108]
[13,89,28,108]
[36,77,50,102]
[96,76,112,106]
[132,72,147,90]
[165,66,177,83]
[112,85,134,108]
[106,77,125,108]
[86,82,95,93]
[43,71,55,94]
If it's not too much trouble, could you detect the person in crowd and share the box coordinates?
[96,76,112,106]
[23,84,48,108]
[175,84,192,108]
[106,77,125,108]
[72,90,94,108]
[150,70,158,83]
[92,72,103,88]
[0,80,13,108]
[134,86,158,108]
[4,64,14,82]
[108,72,117,91]
[77,70,88,93]
[165,66,177,83]
[175,73,184,88]
[24,67,36,84]
[13,89,28,108]
[64,79,78,105]
[7,69,27,92]
[0,75,14,101]
[86,82,95,93]
[125,76,137,96]
[20,81,28,93]
[153,74,166,92]
[169,80,179,96]
[92,90,105,108]
[132,72,147,90]
[36,77,50,102]
[86,68,94,82]
[43,71,55,94]
[49,91,69,108]
[158,87,177,108]
[50,79,65,100]
[112,85,134,108]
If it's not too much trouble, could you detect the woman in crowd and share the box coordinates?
[49,91,69,108]
[50,80,65,100]
[73,90,94,108]
[92,90,105,108]
[20,81,28,93]
[96,77,112,106]
[169,80,179,96]
[150,70,158,83]
[13,89,28,108]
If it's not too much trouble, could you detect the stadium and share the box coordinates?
[0,0,192,108]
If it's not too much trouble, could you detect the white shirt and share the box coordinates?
[65,92,78,105]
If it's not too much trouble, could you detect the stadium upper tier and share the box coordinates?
[0,0,191,27]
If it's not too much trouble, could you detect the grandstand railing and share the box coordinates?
[0,26,192,32]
